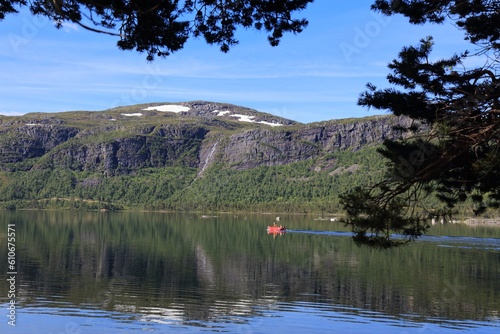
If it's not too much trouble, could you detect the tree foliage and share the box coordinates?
[0,148,388,212]
[1,0,313,60]
[342,0,500,247]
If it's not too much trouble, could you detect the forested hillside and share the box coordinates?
[0,101,415,212]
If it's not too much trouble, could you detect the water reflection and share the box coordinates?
[267,230,286,237]
[0,211,499,333]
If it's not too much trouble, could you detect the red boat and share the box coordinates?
[267,225,286,233]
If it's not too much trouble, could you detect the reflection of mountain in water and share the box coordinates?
[0,211,499,325]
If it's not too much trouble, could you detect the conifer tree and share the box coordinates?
[0,0,313,60]
[341,0,500,247]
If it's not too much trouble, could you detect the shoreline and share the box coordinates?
[1,206,500,227]
[461,218,500,227]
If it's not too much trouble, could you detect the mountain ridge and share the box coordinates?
[0,101,409,175]
[0,101,415,211]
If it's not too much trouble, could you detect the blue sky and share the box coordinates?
[0,1,472,123]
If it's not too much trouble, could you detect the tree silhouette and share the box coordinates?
[341,0,500,247]
[1,0,313,60]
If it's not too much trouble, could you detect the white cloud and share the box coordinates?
[60,21,79,33]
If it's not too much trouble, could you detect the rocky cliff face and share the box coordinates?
[0,102,414,174]
[0,124,79,164]
[41,126,208,175]
[200,115,411,170]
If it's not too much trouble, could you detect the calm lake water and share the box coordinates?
[1,211,499,333]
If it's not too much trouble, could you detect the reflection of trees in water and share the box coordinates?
[0,211,498,323]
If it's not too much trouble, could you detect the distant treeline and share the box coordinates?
[0,146,493,216]
[0,148,380,212]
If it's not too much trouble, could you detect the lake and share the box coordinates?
[1,211,499,333]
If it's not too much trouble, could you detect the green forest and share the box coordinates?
[0,144,489,218]
[0,147,386,213]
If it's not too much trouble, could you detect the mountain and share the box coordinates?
[0,101,412,212]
